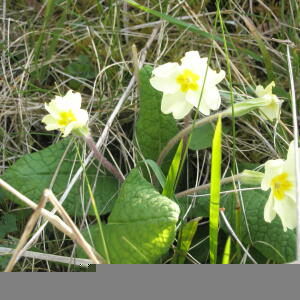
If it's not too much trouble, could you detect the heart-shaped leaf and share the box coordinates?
[1,139,119,216]
[179,185,296,263]
[80,169,180,264]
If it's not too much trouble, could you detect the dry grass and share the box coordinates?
[0,0,299,269]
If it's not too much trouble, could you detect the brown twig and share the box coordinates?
[4,191,48,272]
[45,189,105,264]
[0,178,73,236]
[0,178,106,265]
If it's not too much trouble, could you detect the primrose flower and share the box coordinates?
[261,140,300,231]
[255,81,282,121]
[150,51,225,119]
[42,90,89,137]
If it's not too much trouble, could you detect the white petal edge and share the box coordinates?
[150,74,180,94]
[264,192,276,223]
[64,90,82,110]
[274,196,297,231]
[261,159,284,191]
[161,92,193,119]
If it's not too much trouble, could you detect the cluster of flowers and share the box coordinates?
[42,50,299,232]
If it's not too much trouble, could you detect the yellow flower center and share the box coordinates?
[176,69,200,93]
[58,110,77,126]
[271,172,292,200]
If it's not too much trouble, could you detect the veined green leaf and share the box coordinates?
[181,185,296,263]
[1,139,119,216]
[79,169,180,264]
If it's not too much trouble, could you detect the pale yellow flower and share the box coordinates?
[150,51,225,119]
[255,81,282,121]
[261,141,300,231]
[42,90,89,137]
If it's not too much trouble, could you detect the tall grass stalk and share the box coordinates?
[209,116,222,264]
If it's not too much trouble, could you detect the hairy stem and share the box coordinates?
[84,135,125,182]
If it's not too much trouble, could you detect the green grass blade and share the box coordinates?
[143,159,166,189]
[162,140,183,199]
[173,217,201,264]
[222,236,231,264]
[209,116,222,264]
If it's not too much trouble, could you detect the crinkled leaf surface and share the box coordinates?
[179,186,296,263]
[81,169,180,264]
[1,139,119,216]
[135,66,179,172]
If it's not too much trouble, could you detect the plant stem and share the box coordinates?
[157,110,232,166]
[84,135,125,182]
[175,174,242,199]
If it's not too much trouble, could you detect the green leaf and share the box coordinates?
[1,139,119,216]
[80,169,180,264]
[163,140,183,199]
[135,66,179,172]
[209,116,222,264]
[181,186,296,263]
[143,159,166,189]
[0,214,17,239]
[189,123,215,150]
[173,217,201,264]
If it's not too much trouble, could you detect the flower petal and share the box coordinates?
[264,192,276,223]
[180,51,208,76]
[261,159,284,190]
[45,100,61,118]
[161,92,193,119]
[62,123,76,137]
[284,140,300,174]
[64,90,82,110]
[74,109,89,124]
[152,62,179,77]
[150,63,181,94]
[255,85,265,97]
[259,98,281,121]
[42,115,62,130]
[264,81,275,95]
[150,76,180,94]
[274,196,297,231]
[203,85,222,110]
[185,89,201,107]
[207,68,225,85]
